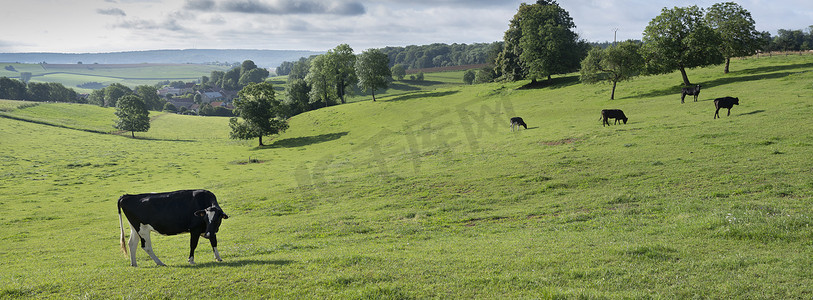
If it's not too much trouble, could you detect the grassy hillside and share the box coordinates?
[1,55,812,298]
[0,63,230,93]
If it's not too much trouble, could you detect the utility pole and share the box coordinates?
[612,28,619,47]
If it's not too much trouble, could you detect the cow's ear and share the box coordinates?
[194,210,206,217]
[221,213,229,220]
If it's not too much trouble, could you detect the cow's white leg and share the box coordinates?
[139,225,166,266]
[188,256,195,264]
[128,228,140,267]
[213,247,223,262]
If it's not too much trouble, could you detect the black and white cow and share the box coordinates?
[681,85,701,103]
[509,117,527,131]
[600,109,628,127]
[714,96,739,119]
[117,189,229,267]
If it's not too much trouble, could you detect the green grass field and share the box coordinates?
[1,55,812,298]
[0,63,230,94]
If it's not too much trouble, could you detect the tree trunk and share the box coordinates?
[724,57,731,74]
[258,136,264,146]
[338,82,346,104]
[611,81,617,100]
[679,67,691,86]
[131,131,135,138]
[371,90,376,102]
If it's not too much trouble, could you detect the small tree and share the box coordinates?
[229,82,288,146]
[20,72,32,83]
[579,41,644,100]
[463,70,475,84]
[355,49,391,102]
[114,95,150,138]
[391,64,406,80]
[163,102,177,112]
[474,68,495,84]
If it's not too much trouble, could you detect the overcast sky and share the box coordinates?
[0,0,810,53]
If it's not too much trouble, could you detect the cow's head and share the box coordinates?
[194,206,229,239]
[733,97,740,105]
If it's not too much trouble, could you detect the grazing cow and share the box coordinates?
[509,117,527,131]
[714,97,739,119]
[681,84,701,103]
[600,109,628,127]
[118,189,229,267]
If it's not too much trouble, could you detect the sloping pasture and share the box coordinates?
[0,55,812,298]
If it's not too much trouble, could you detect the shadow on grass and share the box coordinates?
[257,132,349,149]
[625,62,813,100]
[740,109,766,116]
[387,82,421,91]
[517,75,580,90]
[177,259,295,268]
[127,135,196,142]
[383,90,459,102]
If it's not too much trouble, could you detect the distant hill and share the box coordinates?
[0,49,324,68]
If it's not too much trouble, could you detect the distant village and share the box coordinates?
[157,83,237,115]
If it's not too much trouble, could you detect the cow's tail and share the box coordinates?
[118,200,128,255]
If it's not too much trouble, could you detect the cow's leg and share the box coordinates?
[209,235,223,262]
[188,233,201,264]
[138,225,165,266]
[681,93,685,104]
[128,227,140,267]
[727,108,731,116]
[714,108,720,119]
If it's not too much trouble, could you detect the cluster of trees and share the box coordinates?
[228,46,392,145]
[276,43,500,77]
[0,77,80,103]
[280,44,392,118]
[378,43,501,70]
[87,83,164,110]
[201,60,269,91]
[579,2,769,99]
[493,1,771,100]
[766,27,813,51]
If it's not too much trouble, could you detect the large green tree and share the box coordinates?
[114,95,150,138]
[497,0,588,82]
[229,82,288,146]
[642,5,723,86]
[326,44,357,104]
[579,41,644,100]
[103,83,133,107]
[284,78,311,117]
[704,2,765,73]
[355,49,391,102]
[305,54,337,107]
[134,85,163,111]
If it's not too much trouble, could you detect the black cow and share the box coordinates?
[681,85,701,103]
[118,189,229,267]
[600,109,628,127]
[509,117,527,131]
[714,97,739,119]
